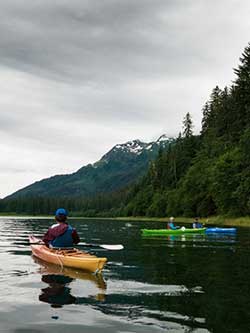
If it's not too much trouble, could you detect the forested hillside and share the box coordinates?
[122,43,250,217]
[1,43,250,217]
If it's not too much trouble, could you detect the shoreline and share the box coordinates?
[0,214,250,226]
[112,216,250,227]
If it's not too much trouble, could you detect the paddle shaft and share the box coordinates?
[28,241,123,250]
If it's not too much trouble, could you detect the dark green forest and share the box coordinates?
[1,43,250,217]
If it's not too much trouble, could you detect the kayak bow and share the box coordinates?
[205,227,236,234]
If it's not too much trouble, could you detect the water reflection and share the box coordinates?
[142,232,237,249]
[1,218,250,332]
[33,256,107,307]
[40,274,76,307]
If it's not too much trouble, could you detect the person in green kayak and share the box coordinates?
[42,208,80,248]
[167,217,180,230]
[192,217,203,229]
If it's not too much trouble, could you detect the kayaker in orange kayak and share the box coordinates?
[42,208,80,248]
[167,216,180,230]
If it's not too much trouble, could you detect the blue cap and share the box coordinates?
[55,208,68,216]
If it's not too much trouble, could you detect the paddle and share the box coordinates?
[79,242,124,250]
[28,241,124,250]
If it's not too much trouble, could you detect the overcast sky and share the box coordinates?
[1,0,250,198]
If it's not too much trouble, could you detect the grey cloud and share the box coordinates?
[0,0,172,82]
[0,0,239,85]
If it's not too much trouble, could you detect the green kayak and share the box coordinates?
[142,227,206,236]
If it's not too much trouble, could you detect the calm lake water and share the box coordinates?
[0,218,250,333]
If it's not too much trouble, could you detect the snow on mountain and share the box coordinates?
[109,135,172,155]
[99,135,174,164]
[112,140,147,155]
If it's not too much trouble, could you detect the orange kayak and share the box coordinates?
[29,235,107,273]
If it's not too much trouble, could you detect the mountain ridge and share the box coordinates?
[6,135,174,199]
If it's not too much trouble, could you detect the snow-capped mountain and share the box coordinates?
[6,135,174,199]
[101,135,174,162]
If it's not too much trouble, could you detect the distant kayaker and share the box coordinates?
[43,208,80,248]
[167,217,180,230]
[192,217,203,229]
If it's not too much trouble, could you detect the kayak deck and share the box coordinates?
[29,235,107,274]
[32,255,107,292]
[142,228,206,236]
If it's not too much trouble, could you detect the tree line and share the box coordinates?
[0,189,128,217]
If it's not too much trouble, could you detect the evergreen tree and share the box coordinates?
[182,112,193,138]
[232,43,250,132]
[201,102,210,135]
